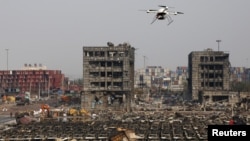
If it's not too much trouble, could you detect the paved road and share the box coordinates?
[0,101,46,127]
[0,115,16,128]
[0,115,11,122]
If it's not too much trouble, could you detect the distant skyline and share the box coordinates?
[0,0,249,79]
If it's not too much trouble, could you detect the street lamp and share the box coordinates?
[143,56,146,69]
[5,49,9,70]
[143,55,149,69]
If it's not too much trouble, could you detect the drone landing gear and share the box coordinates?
[166,15,173,26]
[167,20,174,25]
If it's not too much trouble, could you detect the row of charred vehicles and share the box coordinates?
[1,92,31,105]
[3,110,242,141]
[15,103,92,125]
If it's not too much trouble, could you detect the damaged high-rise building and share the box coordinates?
[187,48,236,103]
[82,42,135,112]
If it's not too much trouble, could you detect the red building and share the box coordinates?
[0,64,65,95]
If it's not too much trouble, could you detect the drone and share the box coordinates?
[141,5,184,25]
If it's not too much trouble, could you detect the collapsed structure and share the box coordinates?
[82,42,135,112]
[187,48,240,104]
[1,45,250,141]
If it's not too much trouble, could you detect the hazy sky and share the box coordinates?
[1,0,250,79]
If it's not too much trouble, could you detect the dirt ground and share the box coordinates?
[0,99,57,116]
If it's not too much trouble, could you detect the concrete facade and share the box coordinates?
[82,42,135,112]
[188,48,231,102]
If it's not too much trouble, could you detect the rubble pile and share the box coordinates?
[1,110,247,141]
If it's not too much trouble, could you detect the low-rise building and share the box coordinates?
[0,64,65,97]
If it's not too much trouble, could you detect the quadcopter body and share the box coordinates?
[143,5,184,25]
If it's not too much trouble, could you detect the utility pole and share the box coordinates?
[143,56,146,69]
[143,55,148,69]
[5,49,9,70]
[216,40,221,51]
[48,78,50,98]
[38,82,40,100]
[247,58,249,68]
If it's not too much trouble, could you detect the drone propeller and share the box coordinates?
[168,11,184,15]
[177,11,184,14]
[147,9,159,13]
[158,5,175,9]
[139,9,158,13]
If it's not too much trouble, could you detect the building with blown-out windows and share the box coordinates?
[82,42,135,111]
